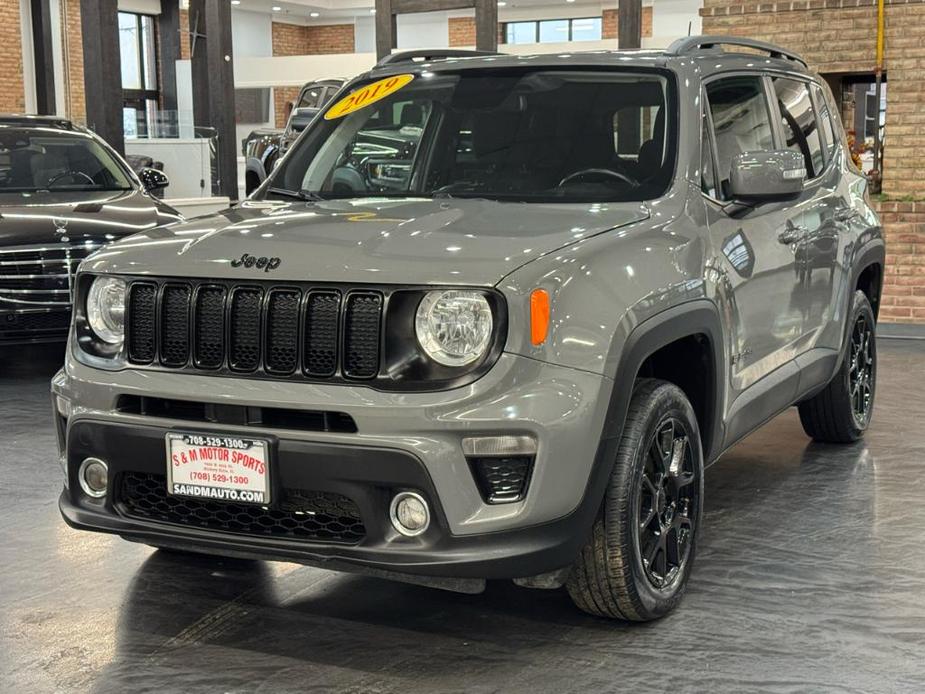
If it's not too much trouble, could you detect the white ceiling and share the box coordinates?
[231,0,618,24]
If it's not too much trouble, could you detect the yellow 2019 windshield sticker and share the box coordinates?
[324,74,415,120]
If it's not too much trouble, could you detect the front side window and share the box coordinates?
[270,69,676,204]
[705,76,775,199]
[0,131,133,192]
[773,77,826,177]
[701,117,717,198]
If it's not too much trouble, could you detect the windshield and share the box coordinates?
[0,129,134,193]
[269,68,676,203]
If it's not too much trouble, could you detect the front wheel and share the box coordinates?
[566,379,704,621]
[798,290,877,443]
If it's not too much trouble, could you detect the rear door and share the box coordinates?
[702,74,806,400]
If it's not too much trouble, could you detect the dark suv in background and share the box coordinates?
[0,115,179,345]
[243,78,345,195]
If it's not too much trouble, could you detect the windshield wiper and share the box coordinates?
[266,187,325,201]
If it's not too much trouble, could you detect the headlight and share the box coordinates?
[86,276,126,344]
[415,290,493,366]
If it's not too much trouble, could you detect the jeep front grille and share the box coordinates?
[126,279,383,381]
[0,241,102,309]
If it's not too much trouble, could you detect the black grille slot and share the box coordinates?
[117,472,366,543]
[229,288,262,371]
[265,289,300,374]
[303,290,340,377]
[468,456,534,504]
[159,284,190,367]
[194,286,226,368]
[343,292,382,379]
[128,283,156,363]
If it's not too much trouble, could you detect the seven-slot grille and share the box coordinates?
[0,241,102,309]
[127,280,383,380]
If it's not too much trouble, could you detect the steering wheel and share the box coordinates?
[558,168,639,189]
[46,171,95,188]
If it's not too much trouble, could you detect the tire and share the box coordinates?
[798,290,877,443]
[566,379,704,621]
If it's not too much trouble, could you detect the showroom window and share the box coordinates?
[772,77,826,178]
[503,17,603,44]
[119,12,159,138]
[704,76,775,199]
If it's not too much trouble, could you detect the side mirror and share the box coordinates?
[139,167,169,192]
[728,150,805,201]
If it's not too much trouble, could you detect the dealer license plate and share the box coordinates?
[166,432,270,505]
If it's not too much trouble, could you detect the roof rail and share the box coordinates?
[666,35,807,67]
[375,49,502,68]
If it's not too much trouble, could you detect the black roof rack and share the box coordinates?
[375,49,502,68]
[0,114,76,130]
[666,35,807,68]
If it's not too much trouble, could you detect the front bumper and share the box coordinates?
[53,351,613,580]
[1,309,71,345]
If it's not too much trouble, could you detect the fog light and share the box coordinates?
[389,492,430,537]
[78,457,108,498]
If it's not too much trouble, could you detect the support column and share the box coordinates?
[188,0,238,200]
[376,0,498,61]
[80,0,123,153]
[618,0,642,49]
[31,0,56,114]
[159,0,181,115]
[474,0,498,52]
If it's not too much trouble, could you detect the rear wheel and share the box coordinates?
[798,290,877,443]
[566,379,703,621]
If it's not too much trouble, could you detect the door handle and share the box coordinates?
[834,208,858,223]
[778,225,807,245]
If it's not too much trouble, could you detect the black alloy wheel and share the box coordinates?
[637,416,698,590]
[848,313,874,428]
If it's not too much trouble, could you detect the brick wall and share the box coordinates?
[874,201,925,323]
[0,0,25,113]
[271,21,355,56]
[180,9,190,61]
[449,17,477,47]
[601,7,654,40]
[62,0,85,124]
[702,0,925,323]
[273,86,300,129]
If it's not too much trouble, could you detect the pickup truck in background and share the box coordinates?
[241,78,346,195]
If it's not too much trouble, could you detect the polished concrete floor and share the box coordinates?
[2,341,925,693]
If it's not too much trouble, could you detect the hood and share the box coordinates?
[83,197,649,286]
[0,189,180,247]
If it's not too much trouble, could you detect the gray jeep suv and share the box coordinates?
[53,37,884,621]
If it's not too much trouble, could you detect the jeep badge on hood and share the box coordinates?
[230,253,281,272]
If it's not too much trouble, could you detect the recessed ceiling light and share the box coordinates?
[498,1,506,5]
[309,11,319,16]
[272,5,281,11]
[230,0,240,4]
[370,8,376,13]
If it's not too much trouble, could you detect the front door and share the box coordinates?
[702,75,807,399]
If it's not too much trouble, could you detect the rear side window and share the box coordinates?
[772,77,825,177]
[811,82,838,158]
[705,76,775,199]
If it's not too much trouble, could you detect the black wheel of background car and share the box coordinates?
[566,378,704,621]
[798,290,877,443]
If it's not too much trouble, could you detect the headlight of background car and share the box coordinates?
[415,290,493,366]
[86,276,126,344]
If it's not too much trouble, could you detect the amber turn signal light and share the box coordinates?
[530,289,550,345]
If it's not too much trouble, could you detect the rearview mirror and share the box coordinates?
[728,150,805,201]
[139,167,169,193]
